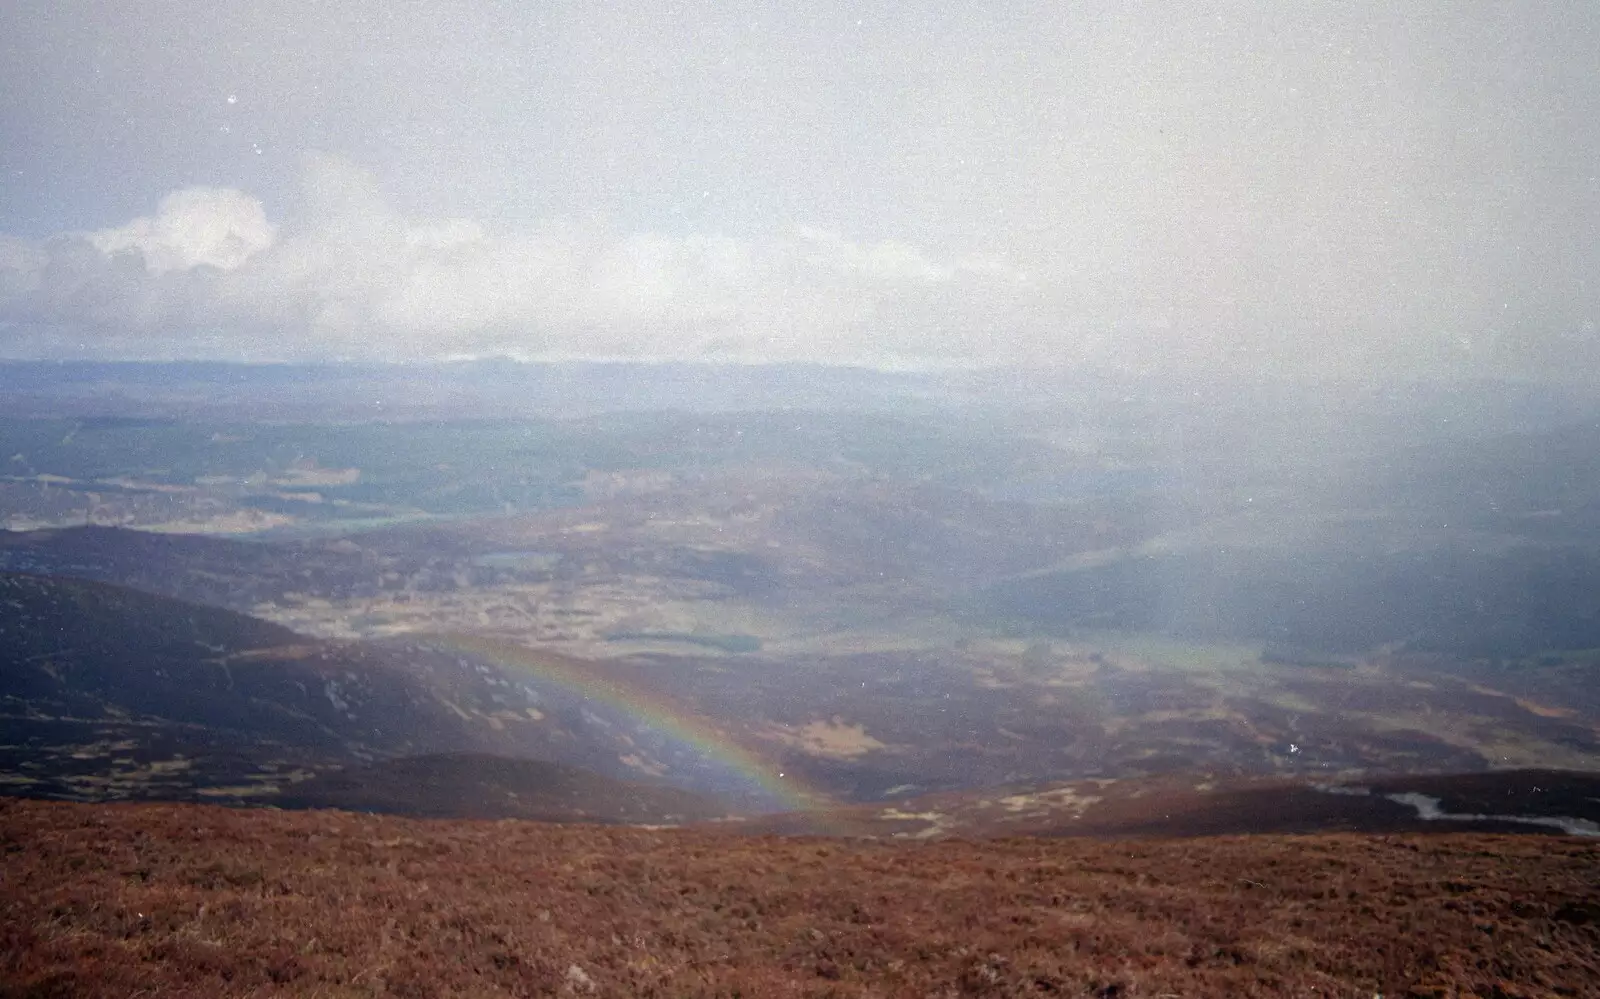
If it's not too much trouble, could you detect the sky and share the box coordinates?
[1,1,1597,376]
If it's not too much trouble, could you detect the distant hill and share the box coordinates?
[0,571,745,813]
[0,525,371,612]
[0,358,959,420]
[0,569,541,762]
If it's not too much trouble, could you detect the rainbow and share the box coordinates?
[432,634,830,814]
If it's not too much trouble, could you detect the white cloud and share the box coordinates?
[4,4,1597,378]
[87,187,275,275]
[0,157,1039,365]
[794,227,952,284]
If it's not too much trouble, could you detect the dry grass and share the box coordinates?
[2,797,1596,998]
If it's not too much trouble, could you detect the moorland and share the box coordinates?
[5,797,1598,998]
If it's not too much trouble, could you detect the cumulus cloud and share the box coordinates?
[87,188,276,275]
[0,157,1036,365]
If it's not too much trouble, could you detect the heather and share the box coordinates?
[3,799,1596,998]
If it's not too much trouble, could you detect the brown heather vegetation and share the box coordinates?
[2,799,1597,998]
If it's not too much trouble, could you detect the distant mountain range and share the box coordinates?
[0,359,963,421]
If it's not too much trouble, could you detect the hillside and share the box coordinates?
[0,569,543,778]
[0,572,754,810]
[738,769,1600,840]
[2,797,1597,998]
[276,752,728,825]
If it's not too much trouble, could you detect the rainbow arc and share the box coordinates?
[432,633,829,814]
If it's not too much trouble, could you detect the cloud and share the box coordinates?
[794,227,953,284]
[4,151,1590,377]
[4,4,1598,377]
[0,157,1037,365]
[87,188,276,275]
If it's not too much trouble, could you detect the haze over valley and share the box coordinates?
[3,361,1598,838]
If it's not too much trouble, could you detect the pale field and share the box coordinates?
[751,718,893,760]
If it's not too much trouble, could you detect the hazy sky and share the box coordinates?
[1,2,1596,375]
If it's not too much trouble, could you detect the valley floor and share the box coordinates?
[2,799,1596,998]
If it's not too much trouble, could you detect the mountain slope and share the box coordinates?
[0,572,744,814]
[278,752,728,824]
[0,570,526,761]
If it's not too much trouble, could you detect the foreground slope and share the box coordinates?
[2,798,1597,998]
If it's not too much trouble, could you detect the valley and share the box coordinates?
[3,366,1600,828]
